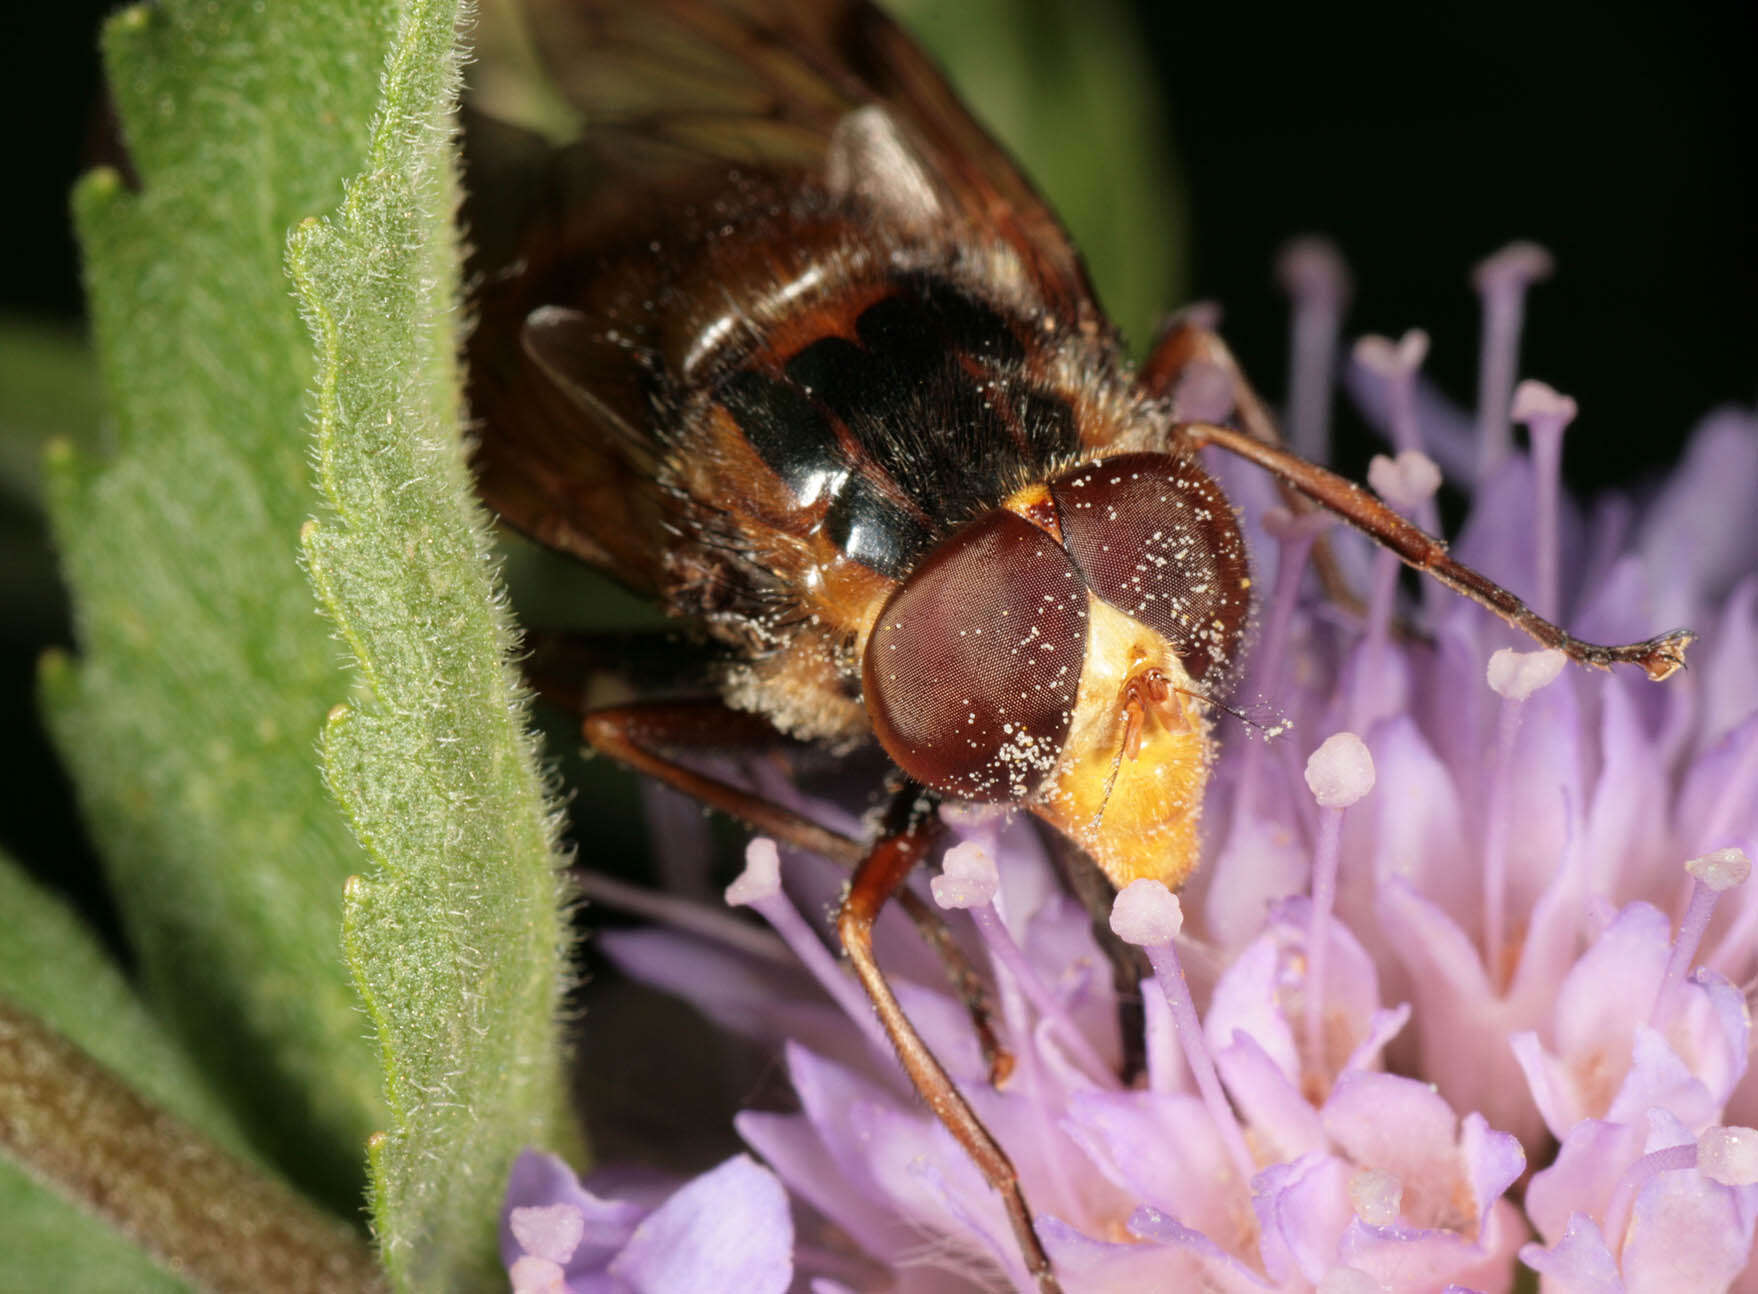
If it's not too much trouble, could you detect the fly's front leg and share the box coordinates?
[579,698,1013,1085]
[1142,316,1365,616]
[1140,313,1284,450]
[1181,420,1695,679]
[837,802,1060,1293]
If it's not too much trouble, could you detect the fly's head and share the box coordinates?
[861,451,1251,889]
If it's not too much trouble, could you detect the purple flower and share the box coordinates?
[509,242,1758,1291]
[501,1149,793,1293]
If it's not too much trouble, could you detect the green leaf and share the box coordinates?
[0,859,251,1148]
[0,855,382,1292]
[889,0,1187,351]
[289,0,580,1285]
[48,0,410,1206]
[0,852,246,1294]
[0,1165,189,1294]
[0,318,100,510]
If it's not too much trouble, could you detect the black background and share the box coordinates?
[1,0,1752,922]
[7,0,1752,465]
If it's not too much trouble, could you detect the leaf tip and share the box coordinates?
[289,214,324,249]
[111,2,152,34]
[38,647,74,686]
[71,167,129,224]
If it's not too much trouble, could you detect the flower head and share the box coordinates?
[513,242,1758,1291]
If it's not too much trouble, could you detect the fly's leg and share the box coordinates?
[582,701,860,865]
[579,699,1013,1084]
[837,798,1060,1294]
[1141,315,1365,615]
[1140,312,1285,450]
[1180,420,1694,679]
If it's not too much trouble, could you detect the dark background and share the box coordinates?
[2,0,1752,925]
[1138,0,1755,490]
[8,0,1752,469]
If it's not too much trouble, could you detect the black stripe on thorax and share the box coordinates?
[713,272,1080,579]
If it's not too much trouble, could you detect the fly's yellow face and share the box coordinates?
[1031,594,1212,890]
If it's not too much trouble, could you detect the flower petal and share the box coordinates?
[1251,1152,1354,1283]
[1621,1161,1758,1293]
[1519,1213,1625,1294]
[1216,1030,1327,1162]
[501,1150,645,1272]
[607,1155,792,1294]
[1525,1120,1647,1243]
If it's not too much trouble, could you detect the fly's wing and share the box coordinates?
[514,0,1103,322]
[463,0,1106,596]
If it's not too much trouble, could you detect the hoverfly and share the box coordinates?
[461,2,1693,1287]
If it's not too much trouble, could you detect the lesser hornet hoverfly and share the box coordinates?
[461,2,1693,1287]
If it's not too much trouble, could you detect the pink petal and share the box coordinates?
[1519,1213,1625,1294]
[1579,678,1670,902]
[735,1110,909,1261]
[607,1155,792,1294]
[1252,1152,1354,1283]
[843,1099,1020,1278]
[1702,578,1758,747]
[1460,1113,1525,1221]
[1525,1120,1647,1243]
[1205,929,1300,1082]
[501,1150,644,1272]
[1360,717,1472,921]
[1635,408,1758,622]
[1604,1028,1718,1133]
[1062,1089,1244,1243]
[1552,906,1672,1109]
[1022,892,1123,1069]
[1621,1163,1757,1293]
[1340,1217,1501,1292]
[1377,881,1543,1147]
[1204,814,1310,951]
[598,929,873,1078]
[1039,1215,1271,1291]
[1215,1031,1327,1162]
[1512,1029,1583,1142]
[1339,1004,1411,1077]
[509,1204,585,1265]
[782,1043,910,1202]
[1323,1072,1464,1231]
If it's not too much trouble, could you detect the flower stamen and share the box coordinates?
[1348,1167,1403,1227]
[1356,449,1444,719]
[1355,333,1441,537]
[1111,881,1257,1186]
[1600,1141,1700,1256]
[931,842,1119,1090]
[1697,1126,1758,1186]
[1651,847,1751,1028]
[1483,647,1567,986]
[1232,508,1330,829]
[725,838,892,1059]
[1277,236,1351,465]
[1471,240,1555,482]
[1303,732,1376,1085]
[1512,380,1578,622]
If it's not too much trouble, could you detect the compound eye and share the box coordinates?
[1050,452,1251,682]
[862,510,1088,801]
